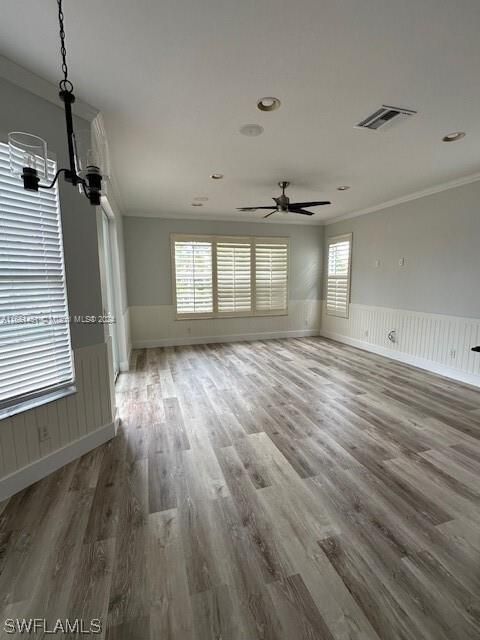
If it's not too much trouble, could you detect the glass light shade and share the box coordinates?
[76,129,108,176]
[8,132,47,180]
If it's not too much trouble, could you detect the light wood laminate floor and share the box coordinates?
[1,337,480,639]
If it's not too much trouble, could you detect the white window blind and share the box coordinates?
[174,240,213,314]
[326,233,352,318]
[216,240,252,313]
[255,241,288,312]
[0,142,74,409]
[172,235,288,318]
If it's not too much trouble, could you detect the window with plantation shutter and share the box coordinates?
[173,239,213,315]
[326,233,352,318]
[216,240,252,314]
[172,234,288,318]
[0,142,74,411]
[255,240,288,313]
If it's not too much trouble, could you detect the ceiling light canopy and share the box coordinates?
[8,0,104,205]
[191,202,203,207]
[257,97,281,112]
[210,173,224,180]
[239,124,264,137]
[337,185,350,191]
[442,131,466,142]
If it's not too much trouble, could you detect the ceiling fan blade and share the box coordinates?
[290,201,331,207]
[237,206,277,211]
[288,207,316,216]
[263,210,277,219]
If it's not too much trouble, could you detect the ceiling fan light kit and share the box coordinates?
[238,181,331,219]
[7,0,104,206]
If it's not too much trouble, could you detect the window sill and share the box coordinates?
[0,385,77,421]
[175,310,288,321]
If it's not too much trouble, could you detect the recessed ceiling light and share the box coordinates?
[442,131,466,142]
[210,173,224,180]
[337,185,350,191]
[191,202,203,207]
[193,196,209,202]
[257,97,281,112]
[239,124,264,137]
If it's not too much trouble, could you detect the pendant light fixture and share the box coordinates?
[8,0,103,205]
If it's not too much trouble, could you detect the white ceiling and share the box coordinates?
[1,0,480,224]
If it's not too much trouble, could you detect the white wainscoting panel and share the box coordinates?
[129,299,322,348]
[321,302,480,386]
[0,340,114,486]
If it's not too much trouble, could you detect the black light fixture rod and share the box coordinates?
[59,90,78,185]
[16,0,102,205]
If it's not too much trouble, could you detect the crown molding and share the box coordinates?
[0,55,98,122]
[324,171,480,225]
[123,211,324,225]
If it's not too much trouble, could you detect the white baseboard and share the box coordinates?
[119,343,132,372]
[0,421,116,501]
[321,330,480,388]
[132,329,320,349]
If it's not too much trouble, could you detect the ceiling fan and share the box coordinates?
[237,181,331,218]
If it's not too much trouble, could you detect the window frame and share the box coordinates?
[0,140,75,419]
[171,233,289,320]
[326,232,352,319]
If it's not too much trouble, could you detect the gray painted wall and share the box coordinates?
[124,217,324,306]
[0,78,104,347]
[325,181,480,319]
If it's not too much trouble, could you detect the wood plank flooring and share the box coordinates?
[1,337,480,639]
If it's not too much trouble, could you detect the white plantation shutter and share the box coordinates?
[174,240,213,314]
[255,240,288,312]
[0,142,74,409]
[172,235,288,317]
[327,234,352,318]
[217,240,252,313]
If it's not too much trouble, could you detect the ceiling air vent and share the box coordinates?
[355,105,417,131]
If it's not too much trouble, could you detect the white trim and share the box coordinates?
[0,421,116,501]
[320,330,480,388]
[119,359,130,373]
[119,340,131,372]
[125,211,324,225]
[132,328,319,349]
[0,55,98,121]
[326,172,480,224]
[114,171,480,227]
[0,384,76,421]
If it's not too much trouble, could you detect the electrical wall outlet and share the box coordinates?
[449,349,457,359]
[374,259,380,268]
[398,257,405,267]
[38,425,50,443]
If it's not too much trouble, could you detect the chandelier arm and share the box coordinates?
[37,168,69,190]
